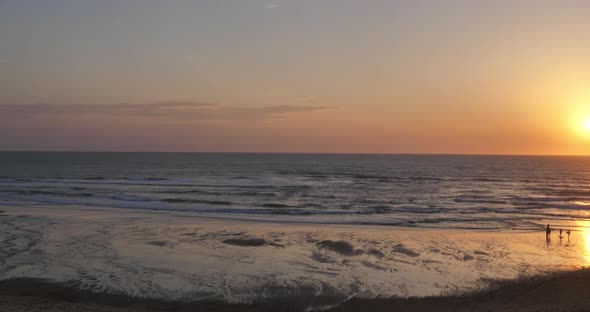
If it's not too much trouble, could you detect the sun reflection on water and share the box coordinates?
[577,221,590,266]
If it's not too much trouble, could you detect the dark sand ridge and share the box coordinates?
[3,269,590,312]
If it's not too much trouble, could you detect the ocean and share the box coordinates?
[1,152,589,230]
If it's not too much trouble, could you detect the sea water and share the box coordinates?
[1,152,590,230]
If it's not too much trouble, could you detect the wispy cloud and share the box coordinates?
[0,101,332,121]
[0,102,212,117]
[264,3,279,9]
[212,105,330,120]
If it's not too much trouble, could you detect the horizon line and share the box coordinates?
[0,150,589,157]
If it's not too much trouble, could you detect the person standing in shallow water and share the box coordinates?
[546,224,551,238]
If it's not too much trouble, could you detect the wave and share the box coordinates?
[261,203,294,208]
[155,189,277,198]
[238,191,276,197]
[0,177,311,189]
[546,189,590,197]
[454,198,507,204]
[162,198,234,206]
[470,177,504,182]
[0,194,348,218]
[0,189,93,197]
[110,195,150,202]
[2,192,590,230]
[81,176,105,180]
[274,170,448,183]
[155,189,217,195]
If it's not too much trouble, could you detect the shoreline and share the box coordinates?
[2,269,590,312]
[0,202,551,232]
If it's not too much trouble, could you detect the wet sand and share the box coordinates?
[1,204,589,311]
[333,269,590,312]
[3,270,590,312]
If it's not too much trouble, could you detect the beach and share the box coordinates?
[0,204,588,311]
[3,270,590,312]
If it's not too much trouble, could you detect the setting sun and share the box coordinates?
[585,119,590,131]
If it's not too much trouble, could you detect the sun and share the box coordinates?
[585,119,590,131]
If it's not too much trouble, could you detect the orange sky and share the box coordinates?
[1,1,590,154]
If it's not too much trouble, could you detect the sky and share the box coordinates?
[1,0,590,155]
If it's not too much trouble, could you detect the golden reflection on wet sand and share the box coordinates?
[577,220,590,266]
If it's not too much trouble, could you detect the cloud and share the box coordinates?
[0,101,332,121]
[0,59,8,64]
[0,101,212,117]
[148,101,215,108]
[264,3,279,9]
[212,105,332,120]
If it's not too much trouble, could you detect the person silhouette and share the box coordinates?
[559,229,563,239]
[546,224,551,238]
[566,229,571,241]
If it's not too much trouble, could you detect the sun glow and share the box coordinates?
[568,99,590,139]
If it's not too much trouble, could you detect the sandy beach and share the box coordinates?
[2,270,590,311]
[0,203,589,311]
